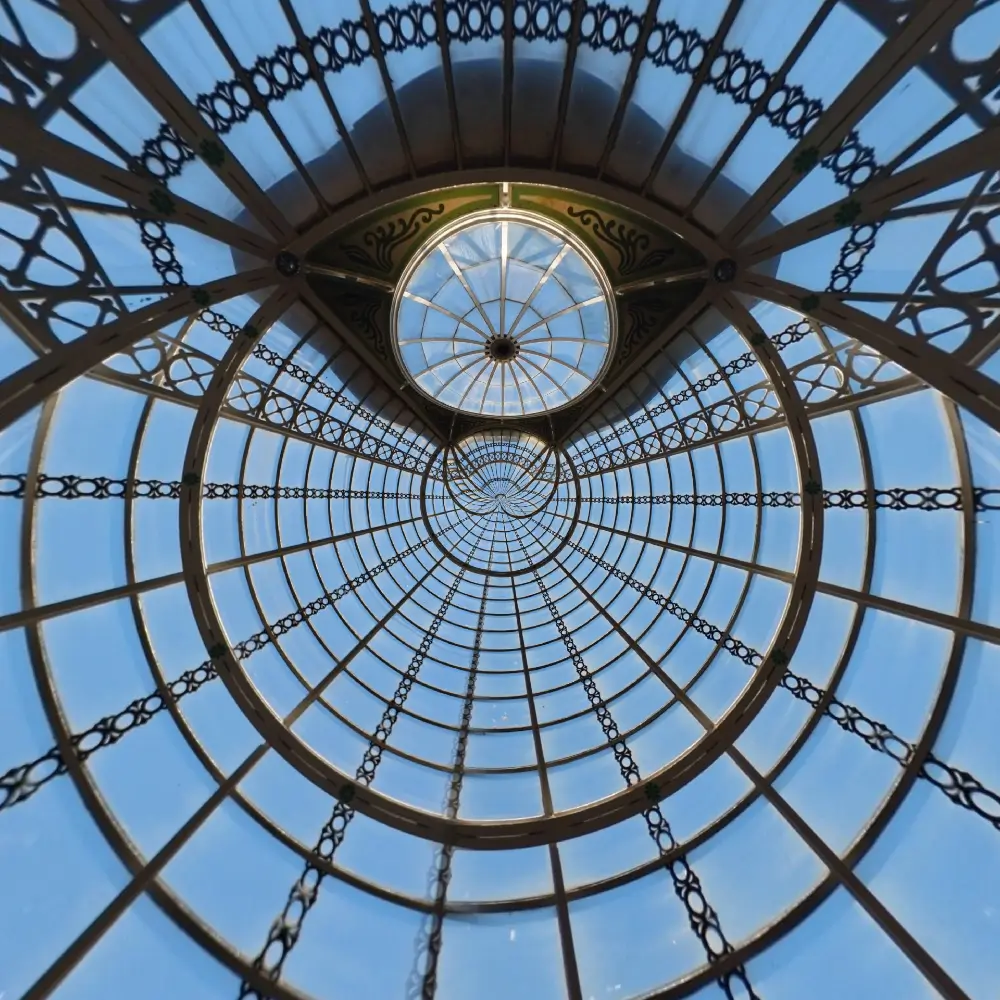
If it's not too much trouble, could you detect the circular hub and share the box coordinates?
[485,333,521,362]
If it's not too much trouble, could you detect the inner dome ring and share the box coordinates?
[391,208,618,418]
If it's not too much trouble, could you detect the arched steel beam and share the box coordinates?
[721,0,977,247]
[61,0,294,241]
[741,126,1000,265]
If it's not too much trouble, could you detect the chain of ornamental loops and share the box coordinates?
[0,540,429,812]
[407,586,489,1000]
[239,571,466,998]
[198,309,416,449]
[587,488,1000,512]
[564,538,761,667]
[532,571,760,999]
[0,473,440,502]
[131,0,877,301]
[566,542,1000,833]
[135,2,840,180]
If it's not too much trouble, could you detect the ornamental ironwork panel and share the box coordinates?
[567,539,1000,835]
[238,570,466,997]
[0,540,429,813]
[534,570,760,1000]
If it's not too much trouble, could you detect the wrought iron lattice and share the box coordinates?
[407,583,490,1000]
[533,569,760,1000]
[0,540,429,813]
[238,570,466,997]
[568,541,1000,835]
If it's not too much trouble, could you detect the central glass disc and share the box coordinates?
[394,211,615,416]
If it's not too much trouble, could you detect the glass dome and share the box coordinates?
[1,2,999,1000]
[395,213,614,416]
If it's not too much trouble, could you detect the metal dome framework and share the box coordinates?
[0,2,999,1000]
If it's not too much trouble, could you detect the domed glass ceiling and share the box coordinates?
[395,213,614,416]
[1,1,999,1000]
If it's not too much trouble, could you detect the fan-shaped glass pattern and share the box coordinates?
[395,214,614,416]
[1,2,1000,1000]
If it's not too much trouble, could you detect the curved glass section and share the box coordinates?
[395,213,614,416]
[1,3,999,1000]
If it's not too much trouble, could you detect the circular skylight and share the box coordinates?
[394,212,615,416]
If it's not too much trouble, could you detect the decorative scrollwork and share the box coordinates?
[340,291,388,359]
[239,570,465,998]
[898,200,1000,354]
[102,331,216,397]
[0,541,430,813]
[342,205,447,274]
[566,206,675,277]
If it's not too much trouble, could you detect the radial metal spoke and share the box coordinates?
[551,0,585,167]
[531,565,760,995]
[359,0,416,178]
[435,0,462,166]
[596,0,660,178]
[403,291,491,340]
[277,0,371,193]
[407,581,490,1000]
[512,296,604,341]
[238,567,468,996]
[722,0,977,246]
[640,0,746,196]
[0,510,447,636]
[437,244,499,337]
[0,540,432,814]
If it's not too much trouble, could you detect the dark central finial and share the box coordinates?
[485,334,520,363]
